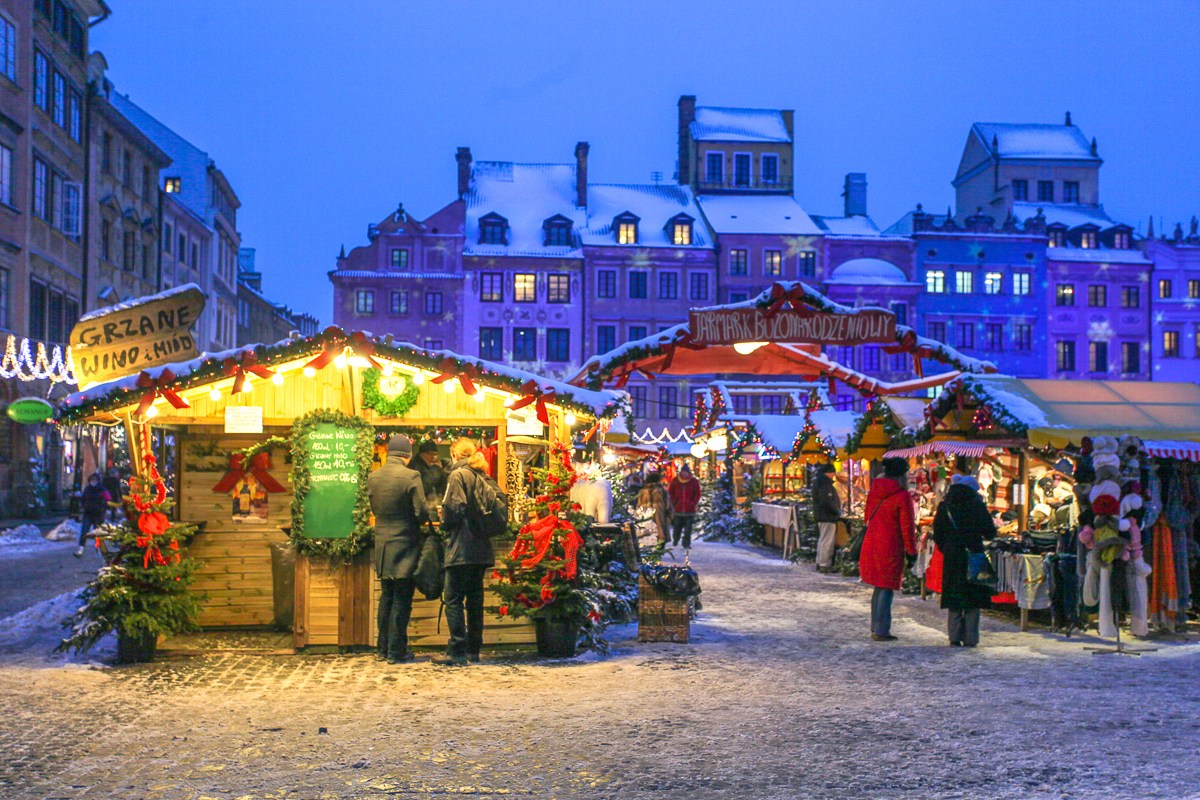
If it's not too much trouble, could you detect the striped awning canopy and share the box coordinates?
[884,439,1024,459]
[1142,440,1200,462]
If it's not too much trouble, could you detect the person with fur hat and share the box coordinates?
[637,470,673,545]
[932,458,996,647]
[409,439,450,509]
[859,457,917,641]
[367,434,428,663]
[812,462,842,572]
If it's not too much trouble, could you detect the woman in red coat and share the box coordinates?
[859,457,916,641]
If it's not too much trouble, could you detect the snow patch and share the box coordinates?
[0,524,46,547]
[45,518,81,542]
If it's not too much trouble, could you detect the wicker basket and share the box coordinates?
[638,575,691,643]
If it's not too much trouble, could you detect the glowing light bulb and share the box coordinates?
[144,405,159,419]
[303,366,316,378]
[565,412,577,426]
[690,443,707,459]
[412,372,425,385]
[443,381,456,394]
[209,387,221,401]
[733,341,769,355]
[474,391,485,403]
[382,362,394,376]
[241,377,253,393]
[602,451,618,465]
[334,353,348,368]
[272,372,284,385]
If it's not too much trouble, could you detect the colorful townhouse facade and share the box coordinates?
[1144,225,1200,381]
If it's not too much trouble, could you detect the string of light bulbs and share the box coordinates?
[0,335,77,384]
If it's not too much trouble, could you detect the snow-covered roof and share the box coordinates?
[1046,248,1150,265]
[691,106,791,143]
[78,282,202,322]
[62,328,626,420]
[726,410,860,454]
[811,215,882,236]
[329,270,467,280]
[880,397,929,431]
[464,162,585,259]
[973,122,1099,161]
[1011,202,1119,230]
[696,195,820,235]
[824,258,914,286]
[581,184,711,248]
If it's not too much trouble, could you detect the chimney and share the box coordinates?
[455,147,472,199]
[842,173,868,217]
[677,95,696,185]
[780,109,794,139]
[574,141,589,208]
[1065,111,1072,126]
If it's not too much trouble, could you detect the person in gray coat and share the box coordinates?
[367,434,427,663]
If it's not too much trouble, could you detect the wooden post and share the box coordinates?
[1017,451,1029,534]
[123,413,145,478]
[294,554,310,649]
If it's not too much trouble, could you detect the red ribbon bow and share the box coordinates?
[508,380,557,424]
[347,331,382,370]
[222,351,275,394]
[763,284,816,318]
[431,357,479,395]
[508,516,584,581]
[212,451,287,494]
[303,326,345,372]
[135,369,189,417]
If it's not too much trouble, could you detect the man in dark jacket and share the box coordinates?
[409,440,449,511]
[433,437,497,666]
[813,463,842,572]
[75,472,111,557]
[368,434,427,663]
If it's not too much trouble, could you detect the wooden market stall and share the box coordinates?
[61,325,625,652]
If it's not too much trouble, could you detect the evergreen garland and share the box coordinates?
[289,409,375,561]
[361,367,420,418]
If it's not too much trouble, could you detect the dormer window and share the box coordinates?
[666,213,694,246]
[478,212,508,245]
[1070,224,1099,249]
[1047,224,1066,248]
[613,211,640,245]
[1080,231,1097,249]
[1113,230,1130,249]
[543,214,574,247]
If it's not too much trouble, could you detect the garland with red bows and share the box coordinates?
[211,436,290,494]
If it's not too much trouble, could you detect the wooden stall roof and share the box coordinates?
[60,327,628,424]
[921,374,1200,448]
[570,281,996,391]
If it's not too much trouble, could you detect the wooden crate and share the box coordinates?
[638,575,690,643]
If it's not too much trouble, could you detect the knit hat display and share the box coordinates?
[1091,494,1120,517]
[1091,435,1119,455]
[1089,481,1121,504]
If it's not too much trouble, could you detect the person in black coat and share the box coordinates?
[433,437,497,666]
[409,439,449,512]
[931,472,995,647]
[367,434,427,663]
[812,463,842,572]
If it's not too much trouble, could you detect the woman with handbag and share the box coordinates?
[931,466,996,647]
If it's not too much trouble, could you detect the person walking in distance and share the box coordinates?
[75,472,111,557]
[813,463,842,572]
[859,458,917,641]
[103,467,124,522]
[434,438,506,666]
[637,471,673,544]
[932,459,995,647]
[367,435,427,664]
[667,464,702,549]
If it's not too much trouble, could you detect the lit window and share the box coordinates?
[390,290,408,315]
[1049,228,1065,248]
[164,177,181,193]
[984,272,1003,294]
[955,271,973,294]
[1088,341,1108,373]
[1012,273,1030,296]
[480,272,503,302]
[1080,231,1096,249]
[1159,279,1173,299]
[1163,330,1180,358]
[730,250,748,276]
[547,273,570,303]
[764,250,782,277]
[1088,285,1107,307]
[1055,284,1075,306]
[617,221,638,244]
[672,220,692,245]
[926,270,945,294]
[1189,279,1200,300]
[514,273,536,302]
[355,290,374,314]
[512,328,537,361]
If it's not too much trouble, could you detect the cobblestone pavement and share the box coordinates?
[3,541,1200,800]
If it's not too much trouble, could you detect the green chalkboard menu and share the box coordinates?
[301,423,359,538]
[290,410,374,557]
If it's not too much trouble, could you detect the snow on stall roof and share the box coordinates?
[825,258,915,286]
[464,162,585,259]
[581,184,711,248]
[696,195,821,235]
[726,410,860,453]
[881,397,930,432]
[78,283,203,322]
[691,106,791,143]
[63,333,627,416]
[974,122,1099,160]
[811,215,882,236]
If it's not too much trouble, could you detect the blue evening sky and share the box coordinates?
[92,1,1200,323]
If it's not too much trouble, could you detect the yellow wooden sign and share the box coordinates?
[69,285,206,389]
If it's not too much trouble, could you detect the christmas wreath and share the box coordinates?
[289,409,375,561]
[361,367,420,418]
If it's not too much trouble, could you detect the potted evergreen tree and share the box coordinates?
[60,452,203,663]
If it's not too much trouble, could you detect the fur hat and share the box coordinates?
[1090,480,1121,503]
[1091,495,1120,517]
[1120,494,1144,516]
[1091,435,1119,455]
[1093,453,1121,470]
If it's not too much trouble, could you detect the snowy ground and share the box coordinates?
[2,540,1200,800]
